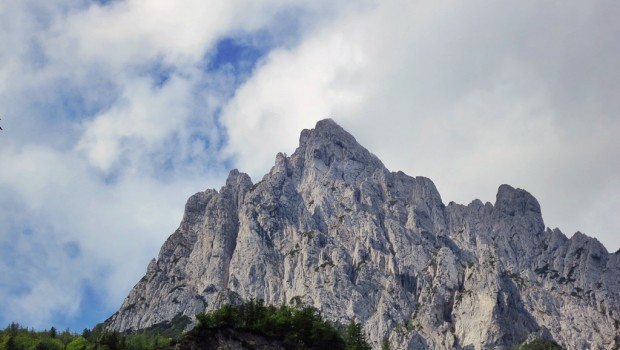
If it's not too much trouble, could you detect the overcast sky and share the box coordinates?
[1,0,618,332]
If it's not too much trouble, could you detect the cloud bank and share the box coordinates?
[0,0,618,331]
[222,0,620,251]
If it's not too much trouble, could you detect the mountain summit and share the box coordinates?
[105,119,619,349]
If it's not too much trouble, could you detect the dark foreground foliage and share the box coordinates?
[0,322,172,350]
[194,299,371,350]
[0,300,371,350]
[514,339,565,350]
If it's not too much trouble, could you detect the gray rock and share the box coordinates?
[105,119,619,350]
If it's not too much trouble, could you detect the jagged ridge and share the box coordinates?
[105,119,620,350]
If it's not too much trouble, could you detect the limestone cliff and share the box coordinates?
[105,119,620,350]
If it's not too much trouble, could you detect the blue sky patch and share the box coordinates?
[207,37,266,74]
[49,281,111,331]
[63,242,81,259]
[140,61,175,88]
[93,0,115,6]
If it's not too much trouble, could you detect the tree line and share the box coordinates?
[194,298,372,350]
[0,299,372,350]
[0,322,171,350]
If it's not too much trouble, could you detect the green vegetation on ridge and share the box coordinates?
[193,298,371,350]
[0,300,371,350]
[0,322,173,350]
[514,339,564,350]
[0,300,564,350]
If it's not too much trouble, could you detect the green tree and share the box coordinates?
[81,328,91,340]
[515,339,564,350]
[89,324,104,343]
[99,331,125,350]
[381,337,391,350]
[6,336,18,350]
[67,336,90,350]
[34,338,63,350]
[344,321,371,350]
[50,326,57,338]
[7,322,21,336]
[59,328,73,349]
[196,300,357,350]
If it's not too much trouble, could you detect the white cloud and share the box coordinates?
[43,0,367,71]
[0,0,361,329]
[221,28,368,179]
[220,0,620,251]
[49,0,231,69]
[76,75,195,172]
[1,0,619,332]
[0,144,222,327]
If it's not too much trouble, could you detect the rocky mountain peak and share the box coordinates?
[105,119,620,350]
[299,118,352,147]
[293,119,385,182]
[495,184,542,217]
[222,169,252,208]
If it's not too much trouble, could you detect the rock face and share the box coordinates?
[105,119,620,350]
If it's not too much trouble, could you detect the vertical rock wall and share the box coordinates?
[105,119,620,350]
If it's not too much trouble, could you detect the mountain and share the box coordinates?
[104,119,620,349]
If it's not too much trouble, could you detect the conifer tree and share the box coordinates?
[344,321,371,350]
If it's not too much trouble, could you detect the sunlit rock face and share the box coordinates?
[105,119,620,350]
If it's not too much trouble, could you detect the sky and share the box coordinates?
[0,0,619,332]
